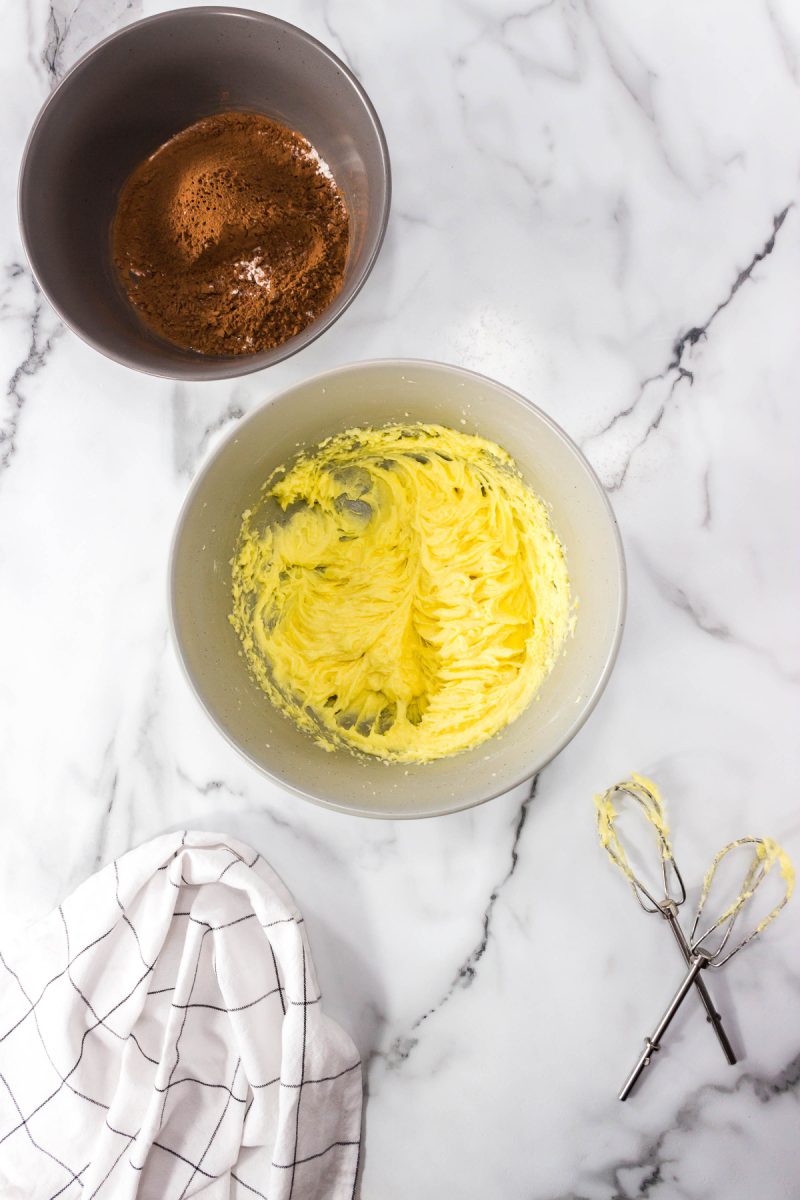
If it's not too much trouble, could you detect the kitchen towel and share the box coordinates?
[0,831,362,1199]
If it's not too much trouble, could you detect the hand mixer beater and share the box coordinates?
[595,774,794,1101]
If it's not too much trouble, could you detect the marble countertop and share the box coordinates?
[2,2,799,1197]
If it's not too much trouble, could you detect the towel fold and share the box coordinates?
[0,831,362,1199]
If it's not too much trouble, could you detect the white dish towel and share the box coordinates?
[0,831,362,1199]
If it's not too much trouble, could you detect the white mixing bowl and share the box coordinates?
[170,360,626,817]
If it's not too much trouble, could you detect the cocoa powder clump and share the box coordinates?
[112,111,349,356]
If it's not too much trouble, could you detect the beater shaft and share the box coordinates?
[619,955,707,1102]
[661,902,736,1065]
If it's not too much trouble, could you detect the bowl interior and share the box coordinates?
[19,8,389,379]
[171,361,625,817]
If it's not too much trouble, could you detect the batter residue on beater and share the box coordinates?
[230,423,574,763]
[112,111,349,356]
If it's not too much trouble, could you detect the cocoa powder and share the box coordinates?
[112,111,349,356]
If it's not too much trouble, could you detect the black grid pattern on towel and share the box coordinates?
[0,838,362,1199]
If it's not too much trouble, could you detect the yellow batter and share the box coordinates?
[230,423,573,762]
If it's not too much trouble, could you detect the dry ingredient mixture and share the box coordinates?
[230,423,574,763]
[112,111,349,355]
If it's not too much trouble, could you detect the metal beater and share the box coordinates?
[617,832,794,1100]
[595,774,736,1066]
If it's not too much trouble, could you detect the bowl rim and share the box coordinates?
[168,357,628,819]
[17,5,392,381]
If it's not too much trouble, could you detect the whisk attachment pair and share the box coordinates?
[595,776,794,1101]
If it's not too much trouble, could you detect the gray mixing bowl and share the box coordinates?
[18,7,390,380]
[170,360,626,818]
